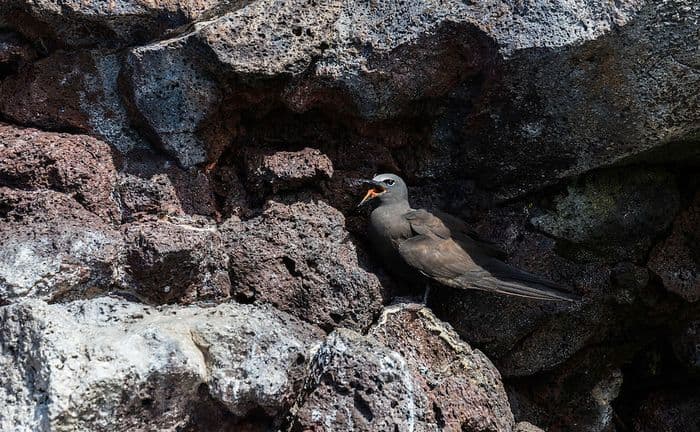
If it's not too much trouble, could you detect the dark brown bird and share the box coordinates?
[359,173,578,302]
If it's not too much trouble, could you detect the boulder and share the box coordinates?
[122,216,230,304]
[221,200,383,332]
[289,303,514,432]
[0,123,119,222]
[648,192,699,302]
[0,188,123,303]
[0,297,323,431]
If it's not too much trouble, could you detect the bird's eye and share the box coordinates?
[383,179,395,186]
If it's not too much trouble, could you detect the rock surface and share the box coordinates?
[0,297,323,431]
[221,200,383,332]
[648,191,699,302]
[290,303,515,432]
[0,0,698,430]
[122,216,230,304]
[0,188,123,303]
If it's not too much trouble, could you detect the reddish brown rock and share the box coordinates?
[221,200,383,332]
[245,147,333,196]
[648,192,699,302]
[117,149,218,220]
[0,31,36,75]
[0,123,119,222]
[369,304,516,432]
[122,216,230,304]
[0,50,145,154]
[289,304,514,432]
[0,188,123,303]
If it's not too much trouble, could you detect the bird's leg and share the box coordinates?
[422,283,431,305]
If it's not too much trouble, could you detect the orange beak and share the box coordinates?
[358,181,387,207]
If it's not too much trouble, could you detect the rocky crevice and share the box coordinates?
[0,0,699,431]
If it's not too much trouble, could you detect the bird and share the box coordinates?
[358,173,578,302]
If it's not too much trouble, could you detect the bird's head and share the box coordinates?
[358,173,408,206]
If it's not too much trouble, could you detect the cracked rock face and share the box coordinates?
[0,188,123,303]
[290,304,514,432]
[0,0,698,430]
[0,297,323,431]
[122,217,230,304]
[221,200,383,332]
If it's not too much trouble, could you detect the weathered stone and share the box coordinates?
[122,216,230,304]
[633,390,700,432]
[0,188,123,303]
[508,348,625,432]
[531,169,680,261]
[0,0,224,48]
[221,200,383,332]
[120,0,649,168]
[0,123,119,221]
[290,304,514,432]
[0,297,323,431]
[122,42,225,167]
[672,320,700,374]
[515,422,545,432]
[0,50,146,154]
[117,149,218,220]
[648,192,699,302]
[369,304,515,432]
[245,147,333,196]
[0,31,36,76]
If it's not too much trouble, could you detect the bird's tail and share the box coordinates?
[458,264,580,302]
[474,277,579,301]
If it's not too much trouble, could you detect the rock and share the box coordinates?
[672,320,700,374]
[119,0,648,169]
[289,304,514,432]
[508,348,625,432]
[245,147,333,196]
[0,123,119,221]
[0,297,323,431]
[122,42,225,167]
[648,192,699,302]
[0,0,224,48]
[0,188,123,303]
[122,216,230,304]
[455,0,699,197]
[633,390,700,432]
[0,31,36,76]
[0,50,146,154]
[221,200,383,332]
[116,149,218,220]
[515,422,545,432]
[530,168,680,261]
[369,304,516,432]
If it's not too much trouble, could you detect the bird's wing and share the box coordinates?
[404,209,506,258]
[398,235,489,281]
[403,209,452,239]
[398,235,578,302]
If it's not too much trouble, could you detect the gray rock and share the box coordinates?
[0,189,124,303]
[221,200,383,332]
[0,297,323,431]
[245,147,334,196]
[122,216,230,304]
[0,50,146,154]
[531,168,680,261]
[289,303,514,432]
[648,191,699,302]
[0,0,224,48]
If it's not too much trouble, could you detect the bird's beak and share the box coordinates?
[358,180,386,207]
